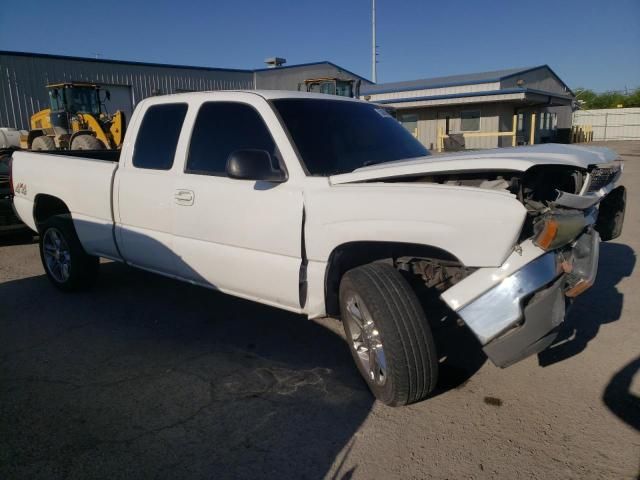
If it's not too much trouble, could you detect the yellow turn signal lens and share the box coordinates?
[534,218,559,250]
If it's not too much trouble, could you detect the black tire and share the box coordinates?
[339,262,438,406]
[31,136,56,150]
[71,134,103,150]
[38,214,99,291]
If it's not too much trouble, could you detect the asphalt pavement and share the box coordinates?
[1,141,638,479]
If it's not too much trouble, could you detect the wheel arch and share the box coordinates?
[323,240,461,317]
[33,194,71,231]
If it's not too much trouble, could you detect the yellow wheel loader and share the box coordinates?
[27,83,126,151]
[298,77,361,98]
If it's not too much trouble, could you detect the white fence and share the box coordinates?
[572,108,640,141]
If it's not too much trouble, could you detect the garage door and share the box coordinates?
[102,85,133,122]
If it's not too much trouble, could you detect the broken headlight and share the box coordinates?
[533,211,589,251]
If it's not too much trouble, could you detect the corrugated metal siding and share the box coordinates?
[501,66,570,96]
[361,66,537,95]
[0,54,254,129]
[573,108,640,140]
[382,92,525,109]
[408,104,515,151]
[367,82,500,102]
[255,64,369,91]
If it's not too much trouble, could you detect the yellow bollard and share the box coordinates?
[530,113,536,145]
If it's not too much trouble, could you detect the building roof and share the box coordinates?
[0,50,371,82]
[253,61,371,83]
[370,87,574,107]
[361,65,573,96]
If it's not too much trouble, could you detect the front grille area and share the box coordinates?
[587,167,619,192]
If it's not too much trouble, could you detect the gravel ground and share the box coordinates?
[1,141,639,480]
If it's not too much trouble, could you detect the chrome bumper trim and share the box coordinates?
[457,230,600,347]
[457,252,560,345]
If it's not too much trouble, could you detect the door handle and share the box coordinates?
[174,189,194,206]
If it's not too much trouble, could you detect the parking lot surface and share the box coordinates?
[1,141,639,479]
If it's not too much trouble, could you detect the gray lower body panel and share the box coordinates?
[456,230,600,368]
[483,276,566,367]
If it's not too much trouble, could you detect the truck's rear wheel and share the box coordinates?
[339,262,438,406]
[71,134,104,150]
[39,215,99,291]
[31,136,55,150]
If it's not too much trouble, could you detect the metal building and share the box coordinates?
[0,51,369,130]
[360,65,575,151]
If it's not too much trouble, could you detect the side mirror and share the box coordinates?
[51,89,59,98]
[226,149,286,183]
[105,90,111,101]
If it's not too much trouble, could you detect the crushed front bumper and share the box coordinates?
[443,230,600,368]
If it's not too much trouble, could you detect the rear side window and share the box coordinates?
[133,103,188,170]
[186,102,276,176]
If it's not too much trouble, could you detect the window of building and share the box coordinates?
[132,103,188,170]
[399,113,418,137]
[540,112,549,130]
[460,110,481,131]
[517,113,525,132]
[186,102,276,176]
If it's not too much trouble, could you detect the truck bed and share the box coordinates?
[29,149,121,162]
[11,149,120,258]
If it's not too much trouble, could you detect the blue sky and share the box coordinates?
[0,0,638,92]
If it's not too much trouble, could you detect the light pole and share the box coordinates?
[372,0,377,83]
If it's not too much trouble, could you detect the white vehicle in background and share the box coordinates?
[9,91,626,406]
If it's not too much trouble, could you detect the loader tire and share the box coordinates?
[31,136,56,150]
[71,134,104,150]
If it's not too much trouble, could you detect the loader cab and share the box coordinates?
[48,83,106,117]
[299,78,361,98]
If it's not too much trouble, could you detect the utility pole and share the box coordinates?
[372,0,377,83]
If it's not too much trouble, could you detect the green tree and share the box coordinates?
[575,87,640,109]
[626,89,640,107]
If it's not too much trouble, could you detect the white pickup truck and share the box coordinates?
[10,91,626,406]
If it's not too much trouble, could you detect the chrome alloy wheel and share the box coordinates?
[42,228,71,283]
[344,294,387,386]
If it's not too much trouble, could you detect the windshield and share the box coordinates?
[272,99,429,176]
[64,87,101,115]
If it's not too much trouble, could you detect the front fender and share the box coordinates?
[304,183,527,268]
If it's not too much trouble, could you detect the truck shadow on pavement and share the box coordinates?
[0,262,374,480]
[538,242,636,367]
[602,355,640,432]
[0,230,35,246]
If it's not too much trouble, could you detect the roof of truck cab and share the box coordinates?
[146,90,365,103]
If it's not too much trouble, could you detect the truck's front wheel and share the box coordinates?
[339,262,438,406]
[39,215,99,291]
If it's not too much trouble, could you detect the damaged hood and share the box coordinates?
[330,144,619,185]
